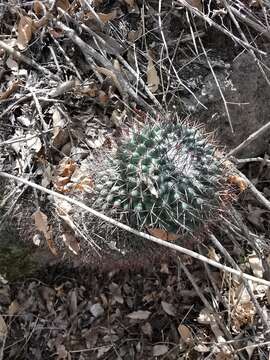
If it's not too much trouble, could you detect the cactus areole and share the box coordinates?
[95,122,226,236]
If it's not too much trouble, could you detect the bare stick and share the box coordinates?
[220,0,270,87]
[230,5,270,41]
[0,40,60,81]
[0,171,270,287]
[210,233,270,331]
[55,21,156,115]
[227,121,270,156]
[235,169,270,211]
[197,28,233,132]
[176,0,266,55]
[178,260,239,355]
[233,156,270,165]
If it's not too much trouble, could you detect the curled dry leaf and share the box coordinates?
[147,52,160,93]
[0,80,21,100]
[228,175,248,192]
[34,1,45,17]
[17,15,34,50]
[127,310,151,320]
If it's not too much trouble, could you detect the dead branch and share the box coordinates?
[1,171,270,287]
[176,0,266,55]
[0,40,60,81]
[227,121,270,156]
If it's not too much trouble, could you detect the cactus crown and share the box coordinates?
[95,121,225,235]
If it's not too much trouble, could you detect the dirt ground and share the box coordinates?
[1,0,270,359]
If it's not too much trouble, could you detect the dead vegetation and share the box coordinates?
[1,0,270,359]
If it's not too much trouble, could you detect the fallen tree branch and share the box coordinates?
[227,121,270,157]
[1,171,270,287]
[0,40,60,81]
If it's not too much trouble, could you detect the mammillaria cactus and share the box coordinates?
[94,121,227,237]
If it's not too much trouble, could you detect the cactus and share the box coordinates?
[94,121,226,236]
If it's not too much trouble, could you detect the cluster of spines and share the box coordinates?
[94,121,225,235]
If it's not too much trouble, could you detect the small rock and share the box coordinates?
[90,303,104,318]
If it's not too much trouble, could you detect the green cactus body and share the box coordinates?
[95,122,225,235]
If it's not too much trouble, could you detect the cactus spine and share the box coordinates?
[94,121,225,236]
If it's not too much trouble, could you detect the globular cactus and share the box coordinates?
[94,121,226,236]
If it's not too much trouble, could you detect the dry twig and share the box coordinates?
[227,121,270,156]
[0,171,270,286]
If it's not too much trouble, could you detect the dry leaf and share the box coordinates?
[98,90,109,104]
[0,80,21,100]
[96,66,121,92]
[85,9,117,24]
[33,210,58,256]
[178,324,193,344]
[128,27,143,42]
[56,344,71,360]
[33,1,44,17]
[62,233,80,255]
[33,209,48,236]
[232,302,256,331]
[127,310,151,320]
[8,300,20,315]
[153,344,168,356]
[148,228,178,242]
[57,158,76,178]
[228,175,248,192]
[249,0,262,8]
[46,225,58,256]
[147,53,160,93]
[160,263,169,274]
[17,15,34,50]
[56,0,70,11]
[186,0,203,10]
[6,56,18,71]
[141,322,152,337]
[0,315,7,338]
[97,346,111,358]
[161,301,176,316]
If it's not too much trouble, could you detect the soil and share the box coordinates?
[1,0,270,359]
